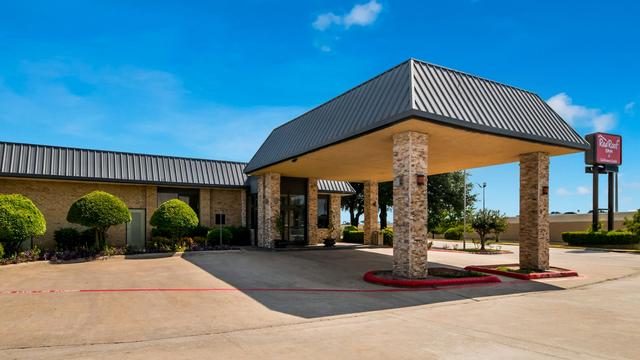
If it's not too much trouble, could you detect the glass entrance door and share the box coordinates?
[281,194,307,245]
[126,209,146,250]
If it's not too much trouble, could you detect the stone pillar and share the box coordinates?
[199,189,211,227]
[307,178,318,245]
[329,194,342,240]
[145,186,157,242]
[392,131,429,279]
[240,188,247,227]
[519,152,550,270]
[257,173,281,248]
[363,180,378,245]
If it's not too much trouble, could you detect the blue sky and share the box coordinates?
[1,0,639,216]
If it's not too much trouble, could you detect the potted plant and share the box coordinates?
[323,215,336,247]
[274,215,286,248]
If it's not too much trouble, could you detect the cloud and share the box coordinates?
[547,93,616,132]
[312,1,382,31]
[625,101,635,114]
[556,186,590,196]
[0,59,305,161]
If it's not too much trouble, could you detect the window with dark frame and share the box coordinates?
[215,213,226,225]
[317,195,329,228]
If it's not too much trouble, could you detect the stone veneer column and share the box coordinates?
[145,186,157,242]
[392,131,429,279]
[307,178,318,245]
[329,194,341,240]
[363,180,378,245]
[257,173,280,248]
[519,152,550,270]
[199,189,211,227]
[240,188,247,227]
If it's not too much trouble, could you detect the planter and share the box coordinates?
[464,264,578,280]
[363,268,501,288]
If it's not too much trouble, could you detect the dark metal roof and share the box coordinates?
[0,141,355,193]
[0,141,248,188]
[245,59,589,173]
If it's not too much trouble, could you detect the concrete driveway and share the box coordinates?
[1,245,639,359]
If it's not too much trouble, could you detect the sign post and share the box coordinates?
[585,133,622,231]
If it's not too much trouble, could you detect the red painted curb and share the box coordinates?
[363,270,501,288]
[464,265,579,280]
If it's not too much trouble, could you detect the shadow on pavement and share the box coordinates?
[182,248,563,319]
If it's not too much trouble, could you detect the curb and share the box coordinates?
[363,270,501,288]
[464,265,579,280]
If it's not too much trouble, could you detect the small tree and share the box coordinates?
[493,213,509,242]
[624,209,640,235]
[150,199,198,240]
[67,191,131,249]
[471,209,508,250]
[0,194,46,255]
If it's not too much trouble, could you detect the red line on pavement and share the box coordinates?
[0,281,512,296]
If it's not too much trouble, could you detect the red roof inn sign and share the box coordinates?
[585,133,622,165]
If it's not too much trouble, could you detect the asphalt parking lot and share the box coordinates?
[1,243,639,359]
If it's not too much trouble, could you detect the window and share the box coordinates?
[317,194,329,229]
[157,187,200,215]
[215,213,226,225]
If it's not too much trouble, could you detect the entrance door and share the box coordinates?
[281,194,307,245]
[126,209,146,250]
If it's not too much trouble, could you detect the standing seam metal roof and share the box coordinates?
[0,141,355,194]
[244,58,589,173]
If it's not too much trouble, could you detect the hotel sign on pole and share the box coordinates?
[585,133,622,232]
[585,133,622,166]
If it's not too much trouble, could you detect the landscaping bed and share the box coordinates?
[464,264,578,280]
[363,267,501,288]
[431,246,512,255]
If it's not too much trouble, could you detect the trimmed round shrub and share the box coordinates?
[207,227,233,245]
[150,199,198,239]
[444,227,463,240]
[67,191,130,248]
[0,194,46,255]
[381,227,393,246]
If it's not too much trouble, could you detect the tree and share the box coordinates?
[427,171,477,237]
[150,199,199,240]
[0,194,46,255]
[67,191,131,249]
[341,182,364,226]
[471,209,507,250]
[378,182,393,229]
[624,209,640,235]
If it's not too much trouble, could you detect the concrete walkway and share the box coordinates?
[1,245,639,359]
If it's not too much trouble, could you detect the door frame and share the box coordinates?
[126,208,147,248]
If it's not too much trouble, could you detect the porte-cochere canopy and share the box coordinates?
[245,59,588,180]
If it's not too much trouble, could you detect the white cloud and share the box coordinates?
[556,186,590,196]
[625,101,635,114]
[0,59,305,161]
[312,1,382,31]
[547,93,616,132]
[319,45,332,52]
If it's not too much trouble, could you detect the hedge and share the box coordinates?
[443,227,463,240]
[207,227,233,245]
[342,225,358,240]
[381,227,393,246]
[562,231,640,246]
[343,230,364,244]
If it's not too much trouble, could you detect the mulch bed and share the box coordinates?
[363,267,501,288]
[464,264,578,280]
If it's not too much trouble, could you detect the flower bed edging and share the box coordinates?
[363,270,501,288]
[464,265,578,280]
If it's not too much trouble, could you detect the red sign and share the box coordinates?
[585,133,622,165]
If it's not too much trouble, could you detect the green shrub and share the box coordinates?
[443,227,462,240]
[150,236,174,251]
[193,236,208,247]
[343,230,364,244]
[189,225,210,238]
[67,191,130,249]
[228,226,251,246]
[0,194,47,255]
[54,227,84,250]
[342,225,358,240]
[207,227,233,245]
[0,243,4,258]
[624,209,640,235]
[562,230,640,246]
[381,227,393,246]
[150,199,198,239]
